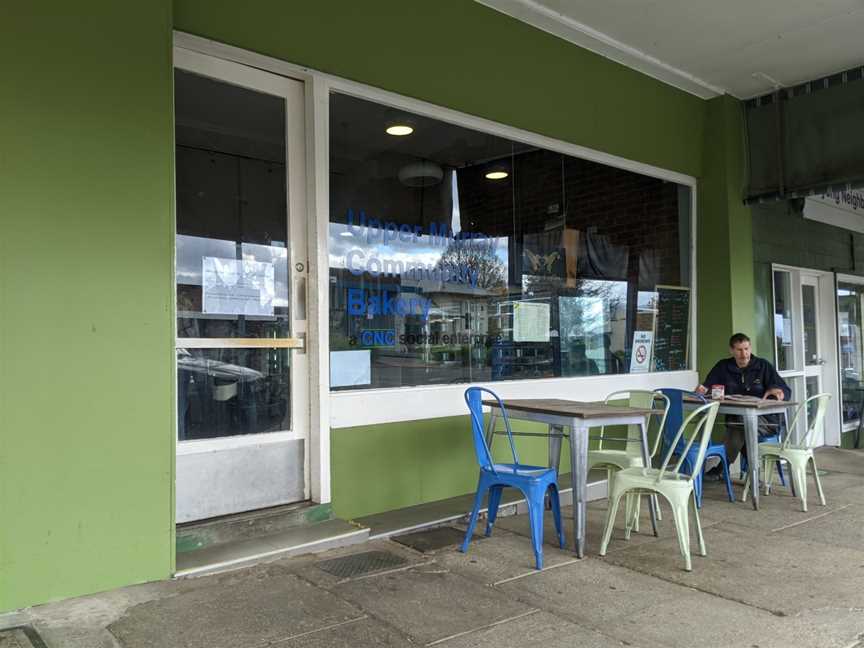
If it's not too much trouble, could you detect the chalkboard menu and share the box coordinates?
[652,286,690,371]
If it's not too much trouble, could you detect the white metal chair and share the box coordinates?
[742,393,830,512]
[599,401,720,571]
[587,390,670,532]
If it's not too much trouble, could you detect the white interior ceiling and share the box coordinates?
[478,0,864,99]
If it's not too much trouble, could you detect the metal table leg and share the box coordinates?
[484,410,498,449]
[548,424,563,473]
[570,420,588,558]
[639,419,659,536]
[744,411,760,510]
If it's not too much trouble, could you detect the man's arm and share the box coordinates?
[763,362,791,401]
[695,361,724,394]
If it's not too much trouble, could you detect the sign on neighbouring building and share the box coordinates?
[804,189,864,234]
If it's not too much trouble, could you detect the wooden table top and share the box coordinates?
[481,398,655,419]
[683,395,798,409]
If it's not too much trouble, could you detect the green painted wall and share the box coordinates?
[697,95,756,374]
[0,3,175,611]
[173,0,706,178]
[331,416,568,520]
[2,0,739,612]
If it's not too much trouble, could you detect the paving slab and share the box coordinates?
[496,558,689,629]
[493,501,711,559]
[437,610,635,648]
[435,528,578,586]
[108,571,363,648]
[601,586,864,648]
[277,616,412,648]
[774,503,864,551]
[813,448,864,475]
[602,521,864,616]
[332,564,536,645]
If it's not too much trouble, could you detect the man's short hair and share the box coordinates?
[729,332,751,347]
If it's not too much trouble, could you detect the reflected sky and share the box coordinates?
[176,234,289,308]
[328,223,509,277]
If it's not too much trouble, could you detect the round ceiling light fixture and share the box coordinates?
[485,170,509,180]
[385,124,414,136]
[398,161,444,187]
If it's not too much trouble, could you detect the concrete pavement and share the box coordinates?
[3,447,864,648]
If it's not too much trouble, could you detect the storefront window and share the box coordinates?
[773,270,794,371]
[328,93,692,390]
[838,281,864,428]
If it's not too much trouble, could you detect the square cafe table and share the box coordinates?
[684,396,797,510]
[481,398,658,558]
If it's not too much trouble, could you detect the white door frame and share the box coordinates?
[173,48,311,522]
[771,264,841,446]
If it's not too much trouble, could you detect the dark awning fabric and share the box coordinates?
[745,67,864,203]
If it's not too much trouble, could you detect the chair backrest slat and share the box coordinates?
[656,401,720,482]
[658,388,706,458]
[465,387,519,473]
[783,393,831,450]
[601,390,670,457]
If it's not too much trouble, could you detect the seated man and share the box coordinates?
[696,332,791,474]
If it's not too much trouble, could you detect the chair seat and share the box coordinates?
[488,463,556,479]
[615,466,693,489]
[588,450,644,472]
[758,443,812,459]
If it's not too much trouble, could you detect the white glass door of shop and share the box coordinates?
[174,49,309,523]
[836,274,864,447]
[772,265,840,446]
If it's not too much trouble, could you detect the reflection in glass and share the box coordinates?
[802,284,818,365]
[773,271,794,371]
[177,348,290,440]
[174,68,291,439]
[838,282,864,428]
[328,93,692,390]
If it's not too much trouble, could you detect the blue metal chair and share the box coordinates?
[461,386,565,569]
[659,389,735,507]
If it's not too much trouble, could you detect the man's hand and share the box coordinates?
[763,387,785,401]
[695,384,708,395]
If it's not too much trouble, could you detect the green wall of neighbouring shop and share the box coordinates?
[0,2,175,613]
[752,201,864,448]
[2,0,752,612]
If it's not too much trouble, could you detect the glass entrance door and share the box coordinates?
[837,274,864,446]
[174,50,309,522]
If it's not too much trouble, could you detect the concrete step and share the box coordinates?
[176,517,369,578]
[176,502,334,554]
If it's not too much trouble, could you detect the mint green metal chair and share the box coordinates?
[588,390,670,532]
[742,393,830,512]
[599,401,720,571]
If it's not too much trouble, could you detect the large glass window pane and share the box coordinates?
[328,93,692,390]
[175,69,290,438]
[773,271,794,371]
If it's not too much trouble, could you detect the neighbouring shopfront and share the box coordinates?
[3,1,777,614]
[754,189,864,449]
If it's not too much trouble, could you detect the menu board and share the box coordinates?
[652,286,690,371]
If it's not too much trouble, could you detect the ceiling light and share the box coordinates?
[386,124,413,136]
[339,230,353,237]
[398,161,443,187]
[485,171,509,180]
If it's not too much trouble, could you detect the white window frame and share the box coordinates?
[174,31,700,504]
